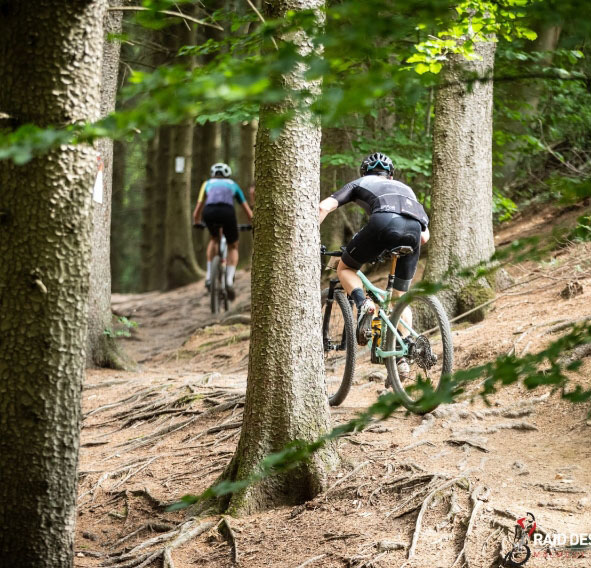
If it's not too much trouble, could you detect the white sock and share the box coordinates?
[226,265,236,286]
[206,261,211,280]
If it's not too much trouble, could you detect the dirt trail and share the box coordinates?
[76,203,591,568]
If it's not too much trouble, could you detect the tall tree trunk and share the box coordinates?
[238,119,257,267]
[165,119,203,288]
[86,1,131,368]
[424,40,496,321]
[498,25,562,188]
[150,124,172,290]
[142,133,159,291]
[0,2,106,565]
[111,139,126,292]
[164,22,203,289]
[219,0,337,516]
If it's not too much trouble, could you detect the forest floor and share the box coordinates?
[76,201,591,568]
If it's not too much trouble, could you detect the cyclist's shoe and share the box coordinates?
[356,299,375,346]
[226,284,236,301]
[397,357,411,382]
[205,279,211,291]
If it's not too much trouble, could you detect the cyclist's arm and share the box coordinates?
[319,197,338,224]
[193,181,207,224]
[231,182,253,221]
[420,226,430,245]
[241,200,253,222]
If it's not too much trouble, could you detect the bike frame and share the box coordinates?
[356,269,419,361]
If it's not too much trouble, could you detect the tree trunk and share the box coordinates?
[498,25,562,188]
[111,139,125,292]
[424,40,496,321]
[0,2,106,565]
[219,0,337,516]
[165,119,203,288]
[142,133,159,291]
[163,20,203,289]
[86,1,131,368]
[150,124,172,290]
[238,119,257,267]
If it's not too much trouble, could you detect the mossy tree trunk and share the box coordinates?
[424,40,497,321]
[87,1,131,368]
[219,0,337,516]
[0,1,106,564]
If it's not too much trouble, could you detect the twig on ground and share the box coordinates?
[295,554,327,568]
[324,461,370,497]
[393,440,434,455]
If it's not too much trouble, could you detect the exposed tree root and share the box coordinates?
[218,516,239,564]
[103,519,216,568]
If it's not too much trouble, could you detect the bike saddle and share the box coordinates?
[389,245,413,257]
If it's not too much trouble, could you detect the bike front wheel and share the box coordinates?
[321,288,356,407]
[384,294,453,414]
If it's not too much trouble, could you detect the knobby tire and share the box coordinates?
[321,288,356,406]
[384,294,453,414]
[210,256,221,314]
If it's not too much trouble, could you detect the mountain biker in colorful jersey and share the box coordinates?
[193,162,253,300]
[319,152,430,360]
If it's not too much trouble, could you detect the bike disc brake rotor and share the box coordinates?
[414,335,437,371]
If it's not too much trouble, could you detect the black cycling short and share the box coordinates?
[342,212,422,292]
[203,203,238,244]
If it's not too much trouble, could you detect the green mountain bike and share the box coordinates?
[321,245,453,413]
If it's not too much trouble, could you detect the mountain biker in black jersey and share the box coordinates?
[319,152,430,374]
[193,163,253,300]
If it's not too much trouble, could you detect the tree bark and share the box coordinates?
[150,124,172,289]
[86,4,132,367]
[219,0,337,516]
[111,138,126,292]
[0,1,106,565]
[142,133,159,291]
[86,1,132,368]
[424,40,497,320]
[238,119,257,267]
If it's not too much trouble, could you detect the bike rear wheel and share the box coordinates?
[210,256,221,314]
[321,288,356,406]
[384,294,453,414]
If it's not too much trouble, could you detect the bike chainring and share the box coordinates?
[414,335,437,371]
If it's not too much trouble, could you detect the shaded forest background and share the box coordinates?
[110,0,591,294]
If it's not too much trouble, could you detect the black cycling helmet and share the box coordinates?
[210,162,232,178]
[360,152,394,177]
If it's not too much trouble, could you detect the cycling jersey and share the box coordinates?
[331,175,428,230]
[198,178,246,207]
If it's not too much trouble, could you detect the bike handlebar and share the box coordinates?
[320,245,343,257]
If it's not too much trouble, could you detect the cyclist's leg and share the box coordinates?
[203,205,222,286]
[221,206,239,298]
[383,215,422,334]
[339,214,390,344]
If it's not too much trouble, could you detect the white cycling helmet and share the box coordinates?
[210,162,232,178]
